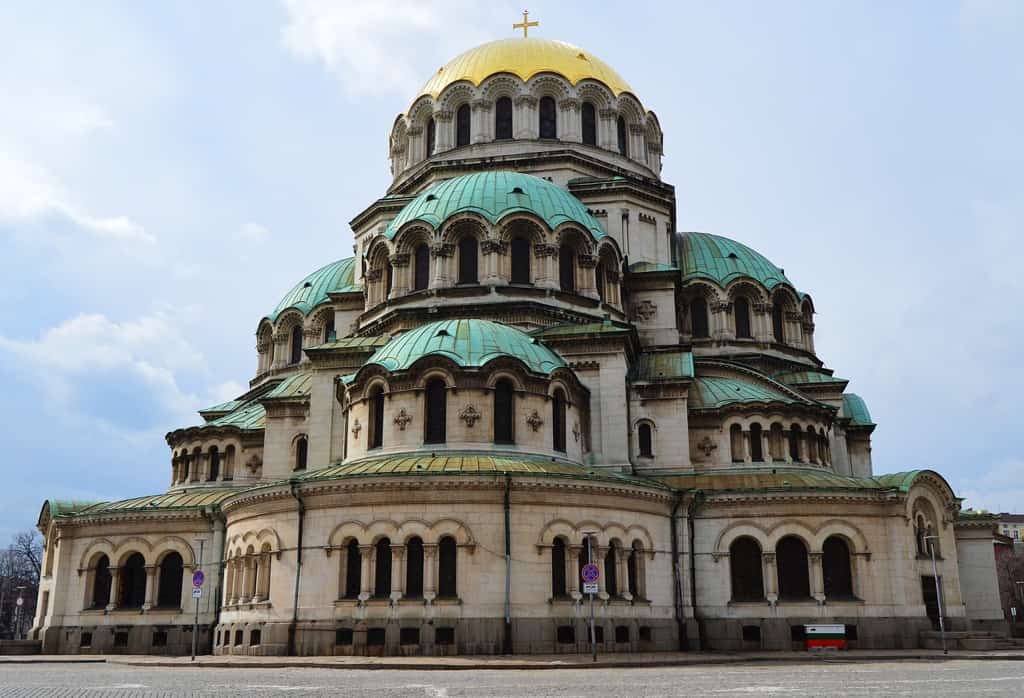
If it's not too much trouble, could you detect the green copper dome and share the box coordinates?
[366,319,566,375]
[384,171,606,240]
[266,257,359,322]
[680,232,797,292]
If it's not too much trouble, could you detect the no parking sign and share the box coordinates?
[581,562,599,594]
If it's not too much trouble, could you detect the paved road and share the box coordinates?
[1,660,1022,696]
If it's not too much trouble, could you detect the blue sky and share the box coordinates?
[0,1,1021,539]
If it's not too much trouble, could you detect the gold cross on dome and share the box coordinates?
[513,9,538,38]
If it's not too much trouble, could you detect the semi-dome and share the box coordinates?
[365,319,566,375]
[679,232,797,292]
[384,171,606,240]
[266,257,359,322]
[416,37,634,103]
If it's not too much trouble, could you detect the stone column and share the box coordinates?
[224,561,235,606]
[390,544,404,602]
[742,431,752,463]
[406,126,423,168]
[271,332,288,370]
[471,99,490,144]
[577,254,599,300]
[629,123,645,164]
[514,96,537,139]
[559,99,580,142]
[809,552,825,604]
[480,239,505,285]
[434,110,453,152]
[598,109,617,150]
[568,546,582,598]
[389,253,410,298]
[783,430,794,464]
[143,565,157,611]
[533,244,559,290]
[423,544,437,602]
[430,242,453,289]
[617,550,631,600]
[107,567,120,611]
[798,432,808,463]
[762,429,771,463]
[358,545,373,600]
[762,552,778,605]
[252,555,267,603]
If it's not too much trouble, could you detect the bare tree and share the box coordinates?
[0,530,42,639]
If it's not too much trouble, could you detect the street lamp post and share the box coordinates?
[924,536,947,655]
[583,531,597,663]
[14,586,26,641]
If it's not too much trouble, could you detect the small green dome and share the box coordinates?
[384,171,606,240]
[366,319,566,375]
[680,232,796,292]
[266,257,359,322]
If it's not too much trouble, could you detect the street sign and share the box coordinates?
[192,570,205,587]
[192,588,202,599]
[583,582,598,594]
[581,563,600,584]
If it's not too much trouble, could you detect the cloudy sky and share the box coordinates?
[0,1,1021,540]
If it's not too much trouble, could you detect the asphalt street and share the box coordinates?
[1,660,1022,696]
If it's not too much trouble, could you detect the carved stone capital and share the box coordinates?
[434,110,453,123]
[480,239,507,255]
[559,98,580,112]
[389,252,410,267]
[471,99,492,112]
[430,242,455,258]
[515,95,538,107]
[533,243,560,258]
[577,254,598,268]
[365,269,382,282]
[599,108,618,119]
[407,127,423,137]
[629,123,645,134]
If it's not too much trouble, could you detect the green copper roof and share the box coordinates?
[654,469,922,494]
[67,489,242,517]
[774,370,848,387]
[307,335,391,353]
[267,257,359,323]
[384,171,606,240]
[689,375,804,410]
[366,319,566,375]
[206,400,266,431]
[42,500,100,518]
[200,398,243,415]
[531,321,631,338]
[680,232,796,291]
[843,393,875,426]
[263,372,313,400]
[634,350,694,382]
[628,261,678,273]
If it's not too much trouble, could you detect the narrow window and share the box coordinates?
[413,243,430,291]
[91,555,112,609]
[438,536,457,598]
[638,423,653,458]
[551,537,567,597]
[456,104,471,146]
[510,237,531,284]
[615,626,629,643]
[373,537,392,598]
[250,629,262,646]
[617,116,628,156]
[823,536,854,599]
[627,543,640,598]
[323,313,335,343]
[294,436,307,471]
[776,536,811,599]
[689,297,709,338]
[207,446,220,481]
[290,324,303,364]
[539,96,557,139]
[180,454,190,482]
[730,424,744,462]
[425,117,435,157]
[156,552,183,608]
[405,537,424,598]
[605,544,618,596]
[729,537,765,601]
[595,261,606,303]
[749,423,763,462]
[788,425,801,461]
[344,540,361,598]
[552,389,567,452]
[457,236,478,285]
[772,303,785,343]
[558,245,575,292]
[385,261,393,298]
[495,97,513,140]
[369,386,385,450]
[424,378,447,444]
[119,552,147,608]
[493,379,514,444]
[734,297,752,339]
[581,102,597,145]
[400,628,420,645]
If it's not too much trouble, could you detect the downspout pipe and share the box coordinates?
[205,507,227,644]
[688,490,705,651]
[287,480,306,656]
[669,492,686,650]
[503,473,513,655]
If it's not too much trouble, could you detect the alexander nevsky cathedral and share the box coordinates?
[31,23,1009,656]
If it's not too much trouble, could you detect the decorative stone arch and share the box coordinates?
[359,375,391,403]
[483,363,528,393]
[410,360,459,390]
[273,308,304,338]
[78,538,118,573]
[812,520,870,555]
[113,537,156,566]
[553,224,595,255]
[764,519,817,550]
[526,73,572,101]
[407,95,435,130]
[363,518,404,545]
[231,528,283,559]
[603,523,655,556]
[616,94,645,126]
[535,518,579,551]
[326,520,371,552]
[435,81,477,113]
[575,80,615,110]
[308,304,335,340]
[393,518,431,544]
[439,213,490,245]
[152,536,199,569]
[428,517,476,549]
[393,223,436,255]
[633,417,657,458]
[479,73,523,101]
[725,279,769,305]
[713,520,771,559]
[495,214,547,244]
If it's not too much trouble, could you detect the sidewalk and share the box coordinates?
[3,649,1024,670]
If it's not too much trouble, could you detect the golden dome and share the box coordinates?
[415,38,634,103]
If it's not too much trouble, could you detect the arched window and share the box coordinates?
[510,237,531,284]
[689,297,709,338]
[156,552,183,608]
[581,102,597,145]
[493,379,514,444]
[617,116,628,156]
[91,555,112,609]
[539,96,557,139]
[729,537,764,601]
[807,430,818,463]
[385,261,393,298]
[495,97,513,140]
[551,537,567,598]
[823,536,854,599]
[595,261,606,303]
[552,388,567,452]
[730,424,744,463]
[343,539,361,598]
[413,243,430,291]
[638,423,653,457]
[627,540,644,598]
[776,536,811,599]
[456,104,471,146]
[424,378,447,444]
[772,303,785,343]
[207,446,220,481]
[290,324,303,364]
[425,117,435,157]
[179,453,190,482]
[604,543,619,596]
[373,538,391,598]
[558,245,575,292]
[734,297,752,339]
[788,425,801,461]
[292,436,307,471]
[323,313,335,343]
[405,537,424,598]
[457,235,478,285]
[749,423,764,462]
[438,536,457,598]
[119,552,147,608]
[369,386,385,450]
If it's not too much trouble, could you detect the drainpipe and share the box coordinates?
[287,480,306,656]
[688,490,705,651]
[669,493,686,650]
[204,507,227,635]
[503,473,513,654]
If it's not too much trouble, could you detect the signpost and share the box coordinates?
[191,539,205,662]
[582,533,599,662]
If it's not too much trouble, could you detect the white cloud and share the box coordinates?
[280,0,508,98]
[235,222,270,242]
[207,380,249,405]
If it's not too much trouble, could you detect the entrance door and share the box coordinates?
[921,576,942,629]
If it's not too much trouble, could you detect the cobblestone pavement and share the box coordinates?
[1,660,1023,696]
